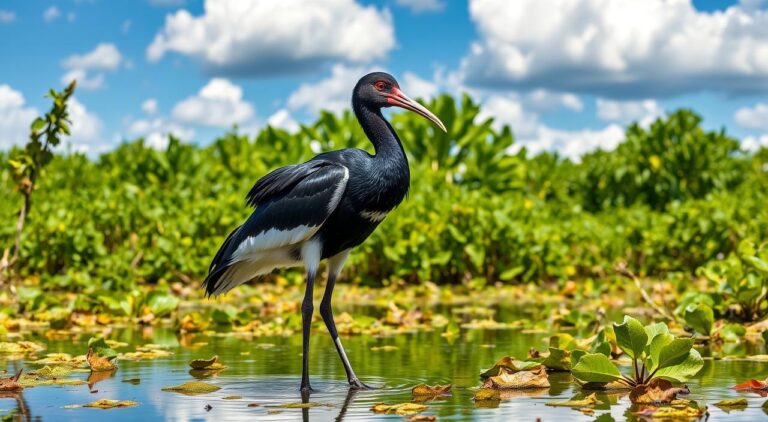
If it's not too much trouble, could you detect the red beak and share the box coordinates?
[386,87,447,132]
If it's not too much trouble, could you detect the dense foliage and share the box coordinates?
[1,94,767,302]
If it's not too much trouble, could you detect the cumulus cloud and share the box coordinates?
[147,0,394,77]
[519,124,625,160]
[60,69,105,90]
[0,85,38,150]
[523,89,583,112]
[742,134,768,152]
[141,98,158,115]
[171,78,255,127]
[735,103,768,131]
[43,6,61,22]
[477,95,540,136]
[597,98,664,126]
[127,117,195,149]
[61,43,122,91]
[288,65,377,114]
[461,0,768,98]
[0,10,15,23]
[65,97,104,153]
[267,109,299,132]
[401,72,439,100]
[395,0,445,13]
[62,43,122,70]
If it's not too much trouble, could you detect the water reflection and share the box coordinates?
[0,317,767,421]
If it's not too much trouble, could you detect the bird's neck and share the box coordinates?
[355,103,408,168]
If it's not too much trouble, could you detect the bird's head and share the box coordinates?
[354,72,446,132]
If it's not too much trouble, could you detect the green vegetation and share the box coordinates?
[1,92,767,325]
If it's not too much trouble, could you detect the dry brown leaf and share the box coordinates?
[545,393,602,408]
[87,347,117,372]
[480,356,542,378]
[161,381,221,395]
[630,378,690,404]
[189,355,226,370]
[482,367,550,389]
[411,384,452,401]
[473,388,501,401]
[371,402,428,415]
[0,369,23,392]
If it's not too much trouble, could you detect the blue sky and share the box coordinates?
[1,0,768,157]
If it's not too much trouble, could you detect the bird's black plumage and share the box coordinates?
[202,72,445,391]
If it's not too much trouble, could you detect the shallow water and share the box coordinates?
[3,315,768,421]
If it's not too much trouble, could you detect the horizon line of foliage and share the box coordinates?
[1,93,767,297]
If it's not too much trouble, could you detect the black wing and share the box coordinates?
[203,160,349,296]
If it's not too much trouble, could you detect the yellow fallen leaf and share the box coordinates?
[68,399,139,409]
[189,355,226,370]
[371,402,428,415]
[87,347,117,372]
[161,381,221,395]
[630,379,690,404]
[473,388,501,401]
[546,393,602,408]
[412,384,452,401]
[279,402,335,408]
[714,398,748,410]
[482,367,550,389]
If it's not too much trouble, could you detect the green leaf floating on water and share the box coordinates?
[684,303,714,336]
[161,381,221,395]
[571,353,622,383]
[654,349,704,382]
[87,337,118,360]
[541,347,571,371]
[613,316,647,359]
[714,398,748,410]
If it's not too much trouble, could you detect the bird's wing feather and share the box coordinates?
[204,160,348,295]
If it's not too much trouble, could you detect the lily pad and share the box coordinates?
[161,381,221,395]
[189,355,226,370]
[66,399,139,409]
[480,356,542,378]
[370,402,427,416]
[482,367,550,389]
[546,393,603,408]
[714,398,748,410]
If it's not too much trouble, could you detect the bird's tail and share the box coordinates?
[203,225,241,297]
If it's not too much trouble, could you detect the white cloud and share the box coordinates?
[742,134,768,152]
[43,6,61,22]
[65,97,104,153]
[67,12,76,22]
[523,89,583,112]
[395,0,445,13]
[127,117,195,149]
[401,72,439,100]
[735,103,768,131]
[477,95,540,137]
[0,10,15,23]
[288,65,376,114]
[597,98,664,126]
[267,109,299,132]
[519,124,625,160]
[61,43,122,91]
[171,78,255,127]
[142,98,158,115]
[60,69,105,90]
[62,43,122,70]
[147,0,394,76]
[461,0,768,97]
[0,85,38,150]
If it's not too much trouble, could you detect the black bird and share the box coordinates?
[203,72,446,392]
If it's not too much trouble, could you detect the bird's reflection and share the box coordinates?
[299,386,360,422]
[0,391,31,422]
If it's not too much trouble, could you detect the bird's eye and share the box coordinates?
[374,81,387,91]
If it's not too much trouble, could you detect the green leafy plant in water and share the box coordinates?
[698,239,768,322]
[571,316,703,387]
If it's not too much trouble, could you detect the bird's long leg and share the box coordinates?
[300,241,323,393]
[320,250,373,390]
[300,269,316,393]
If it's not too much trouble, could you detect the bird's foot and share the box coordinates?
[349,378,375,390]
